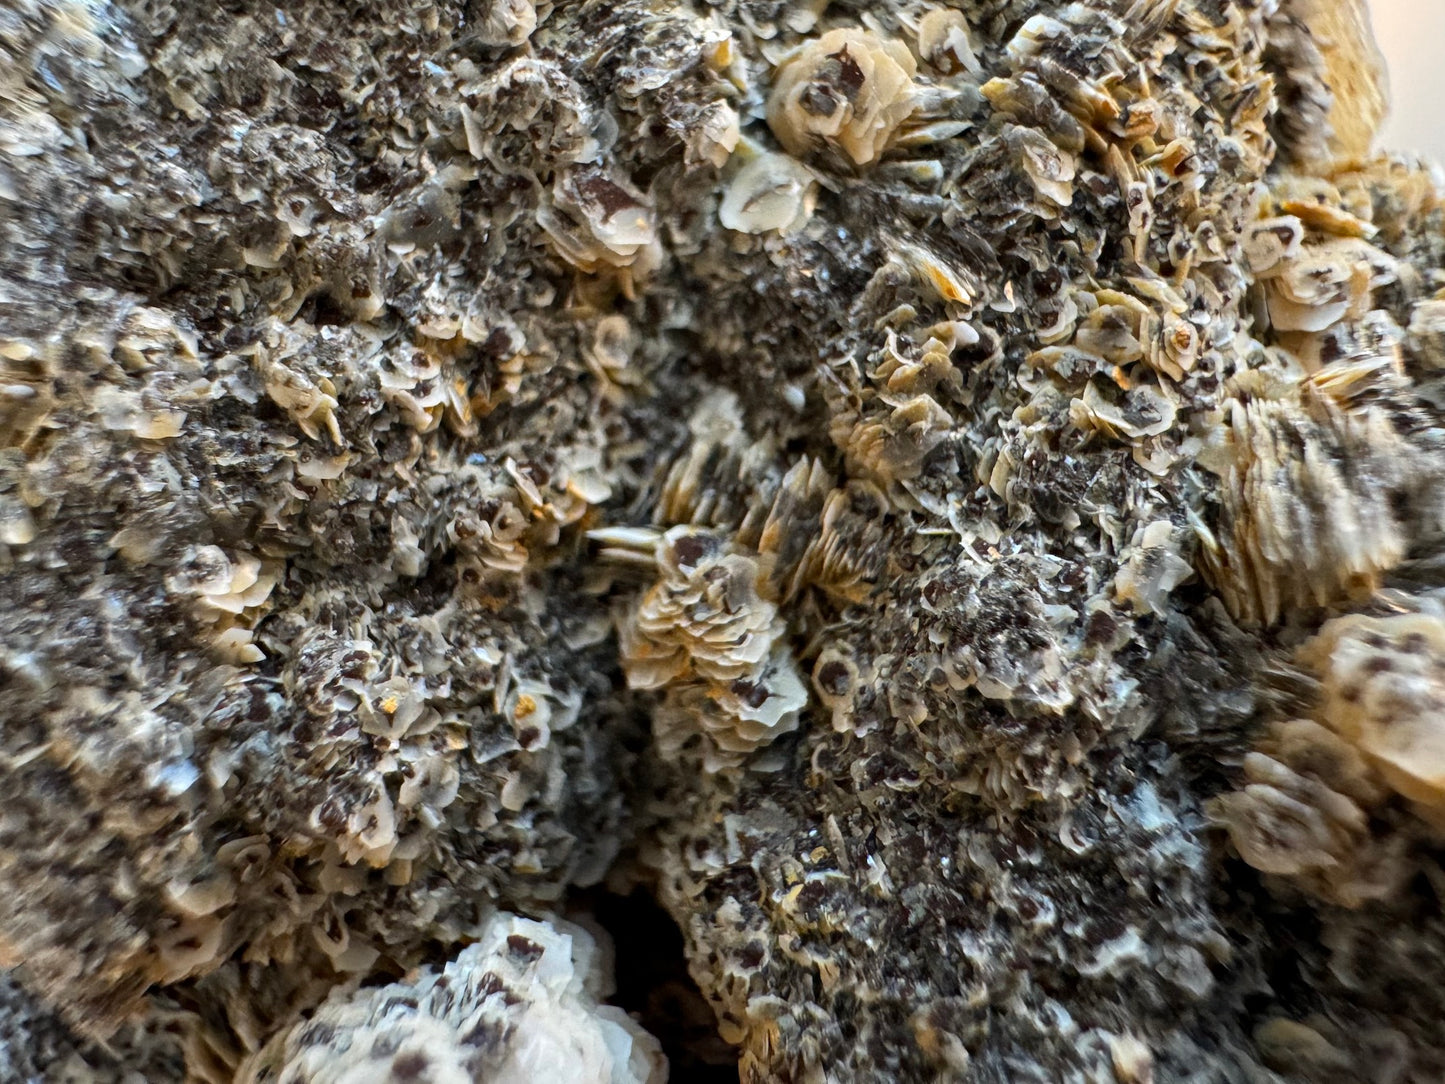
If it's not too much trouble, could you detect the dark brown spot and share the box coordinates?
[478,971,506,997]
[391,1051,430,1081]
[480,328,512,361]
[507,934,544,961]
[795,880,829,909]
[829,46,866,92]
[315,798,346,831]
[1084,610,1117,647]
[731,679,771,709]
[672,534,710,568]
[462,1019,504,1050]
[576,173,639,218]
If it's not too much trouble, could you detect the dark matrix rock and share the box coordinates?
[1,0,1444,1081]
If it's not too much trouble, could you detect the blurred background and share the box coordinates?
[1370,0,1445,161]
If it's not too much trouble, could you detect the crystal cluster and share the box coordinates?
[3,0,1445,1080]
[237,912,665,1084]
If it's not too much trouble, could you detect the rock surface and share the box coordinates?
[2,0,1445,1080]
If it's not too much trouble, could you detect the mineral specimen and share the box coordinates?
[236,912,666,1084]
[3,0,1445,1080]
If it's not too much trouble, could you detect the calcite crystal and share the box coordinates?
[237,912,666,1084]
[3,0,1445,1081]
